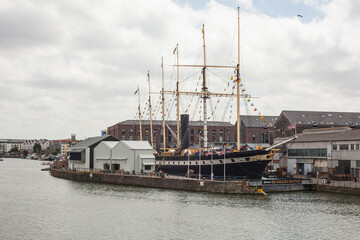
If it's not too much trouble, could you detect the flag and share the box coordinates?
[173,45,177,55]
[202,25,204,35]
[134,87,139,95]
[288,123,295,129]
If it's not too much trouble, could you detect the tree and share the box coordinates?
[33,143,42,154]
[10,146,19,153]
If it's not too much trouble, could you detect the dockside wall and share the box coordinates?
[51,169,264,195]
[316,185,360,195]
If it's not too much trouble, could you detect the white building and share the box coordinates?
[93,141,155,174]
[0,139,24,153]
[69,135,118,170]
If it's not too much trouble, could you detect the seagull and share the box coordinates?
[297,14,303,18]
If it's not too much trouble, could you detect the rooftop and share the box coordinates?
[282,110,360,126]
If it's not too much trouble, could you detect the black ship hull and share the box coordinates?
[156,149,272,179]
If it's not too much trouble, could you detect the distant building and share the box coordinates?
[274,110,360,138]
[60,143,71,156]
[49,139,70,153]
[22,139,49,152]
[0,139,24,153]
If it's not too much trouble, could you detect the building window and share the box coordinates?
[351,144,354,150]
[144,165,151,170]
[357,144,360,150]
[122,136,126,140]
[129,135,133,140]
[122,128,126,134]
[252,135,256,142]
[130,128,133,134]
[339,144,349,150]
[288,148,327,157]
[332,145,337,150]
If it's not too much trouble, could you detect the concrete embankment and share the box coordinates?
[51,169,265,195]
[316,184,360,195]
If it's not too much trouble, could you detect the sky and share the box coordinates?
[1,0,360,140]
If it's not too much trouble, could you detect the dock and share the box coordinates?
[50,169,266,195]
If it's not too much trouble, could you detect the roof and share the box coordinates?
[110,120,233,128]
[281,110,360,126]
[102,141,118,149]
[240,115,278,128]
[138,154,155,159]
[294,128,360,142]
[72,135,118,149]
[122,141,153,150]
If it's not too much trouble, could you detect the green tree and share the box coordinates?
[33,143,42,154]
[10,146,19,153]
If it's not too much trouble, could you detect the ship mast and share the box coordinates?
[175,44,180,149]
[137,85,143,141]
[148,71,154,148]
[236,7,241,151]
[161,57,166,151]
[202,25,208,148]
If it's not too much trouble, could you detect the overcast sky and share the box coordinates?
[1,0,359,140]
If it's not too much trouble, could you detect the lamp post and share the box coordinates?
[223,144,226,181]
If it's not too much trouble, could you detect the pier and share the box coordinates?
[50,169,266,195]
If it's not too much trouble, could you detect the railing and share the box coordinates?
[64,168,252,181]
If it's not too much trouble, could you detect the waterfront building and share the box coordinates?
[274,110,360,138]
[48,139,71,153]
[94,141,155,174]
[68,135,118,170]
[60,143,71,156]
[107,119,234,151]
[274,127,360,179]
[0,139,24,153]
[234,115,277,146]
[107,115,277,151]
[22,139,49,152]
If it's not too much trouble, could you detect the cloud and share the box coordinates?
[0,0,359,140]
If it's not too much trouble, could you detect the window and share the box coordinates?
[288,149,327,157]
[144,165,151,170]
[351,144,355,150]
[332,145,337,150]
[129,135,133,140]
[339,144,349,150]
[122,128,126,134]
[130,128,133,134]
[356,144,359,150]
[121,136,126,140]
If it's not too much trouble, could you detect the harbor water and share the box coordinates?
[0,158,359,240]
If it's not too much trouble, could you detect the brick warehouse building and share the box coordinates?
[274,110,360,138]
[235,115,278,145]
[107,119,234,151]
[107,115,277,151]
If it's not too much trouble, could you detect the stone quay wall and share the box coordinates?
[51,169,265,195]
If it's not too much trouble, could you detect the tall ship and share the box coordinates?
[139,8,276,179]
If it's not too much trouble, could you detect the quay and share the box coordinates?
[50,169,360,196]
[50,169,267,195]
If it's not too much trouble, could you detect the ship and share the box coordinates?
[139,8,276,179]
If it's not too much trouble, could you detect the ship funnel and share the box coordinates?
[181,114,189,149]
